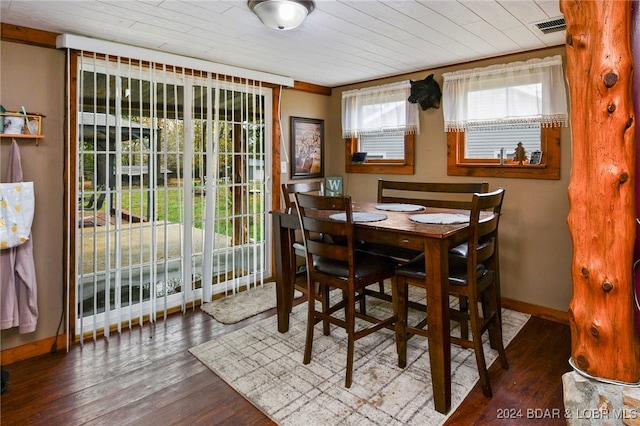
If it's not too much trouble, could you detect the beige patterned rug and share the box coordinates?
[190,286,529,425]
[201,281,303,324]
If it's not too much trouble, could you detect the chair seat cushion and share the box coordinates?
[449,237,492,258]
[449,243,469,258]
[395,253,427,279]
[314,250,397,279]
[448,255,487,285]
[395,252,487,285]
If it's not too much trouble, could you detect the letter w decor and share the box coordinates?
[562,0,640,383]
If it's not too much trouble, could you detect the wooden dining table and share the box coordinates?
[270,200,472,415]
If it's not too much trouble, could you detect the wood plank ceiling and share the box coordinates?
[0,0,566,87]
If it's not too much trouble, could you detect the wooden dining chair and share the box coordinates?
[393,187,508,398]
[281,181,333,332]
[365,180,491,302]
[372,180,489,262]
[281,181,326,277]
[282,181,324,211]
[294,192,398,388]
[377,179,489,210]
[281,180,325,263]
[284,180,382,316]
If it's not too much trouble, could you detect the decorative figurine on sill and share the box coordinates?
[514,141,527,165]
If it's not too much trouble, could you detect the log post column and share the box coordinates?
[561,0,640,382]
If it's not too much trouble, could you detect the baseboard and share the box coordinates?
[502,297,569,325]
[1,298,568,365]
[1,334,68,365]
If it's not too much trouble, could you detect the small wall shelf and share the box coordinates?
[1,112,44,145]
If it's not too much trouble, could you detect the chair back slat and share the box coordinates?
[281,181,324,211]
[475,237,496,264]
[306,239,349,261]
[294,193,354,266]
[377,180,489,210]
[477,216,499,237]
[298,216,346,236]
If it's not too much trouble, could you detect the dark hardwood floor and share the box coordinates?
[1,297,571,426]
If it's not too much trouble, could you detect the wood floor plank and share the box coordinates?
[1,304,569,425]
[37,353,201,424]
[66,364,221,425]
[443,317,572,425]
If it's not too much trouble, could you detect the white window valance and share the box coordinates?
[442,55,568,132]
[341,81,420,138]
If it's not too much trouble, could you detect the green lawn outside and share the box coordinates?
[81,183,264,240]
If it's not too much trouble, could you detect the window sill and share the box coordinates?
[345,136,414,175]
[346,162,413,175]
[446,128,561,180]
[465,163,546,168]
[447,162,558,179]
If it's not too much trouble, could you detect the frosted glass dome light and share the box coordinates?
[248,0,315,31]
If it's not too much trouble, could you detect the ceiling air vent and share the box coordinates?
[532,17,566,34]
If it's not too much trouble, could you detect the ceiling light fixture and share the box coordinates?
[248,0,315,31]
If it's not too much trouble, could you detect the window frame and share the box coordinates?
[447,126,560,179]
[345,134,414,174]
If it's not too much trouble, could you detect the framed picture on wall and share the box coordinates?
[290,116,324,179]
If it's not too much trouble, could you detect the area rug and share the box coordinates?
[201,281,303,324]
[190,286,529,425]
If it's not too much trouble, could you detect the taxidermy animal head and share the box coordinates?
[408,74,442,110]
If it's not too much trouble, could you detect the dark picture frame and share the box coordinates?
[290,116,324,179]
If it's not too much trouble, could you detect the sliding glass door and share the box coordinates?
[73,54,271,340]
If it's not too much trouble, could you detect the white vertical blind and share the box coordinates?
[68,50,272,341]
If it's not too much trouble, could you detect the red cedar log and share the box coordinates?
[634,0,640,339]
[562,0,640,382]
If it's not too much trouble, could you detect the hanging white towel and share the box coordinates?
[0,140,38,333]
[0,181,35,249]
